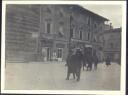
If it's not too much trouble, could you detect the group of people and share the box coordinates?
[65,48,99,82]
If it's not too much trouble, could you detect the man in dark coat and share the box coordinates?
[66,50,76,80]
[74,49,84,81]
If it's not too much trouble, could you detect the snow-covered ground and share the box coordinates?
[5,62,120,90]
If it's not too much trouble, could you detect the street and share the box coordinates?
[5,62,120,90]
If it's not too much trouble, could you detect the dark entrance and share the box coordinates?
[47,47,51,61]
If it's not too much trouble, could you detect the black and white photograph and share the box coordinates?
[1,1,126,95]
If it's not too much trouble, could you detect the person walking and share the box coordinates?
[86,51,93,71]
[66,50,76,80]
[93,51,99,70]
[83,48,87,71]
[74,48,84,81]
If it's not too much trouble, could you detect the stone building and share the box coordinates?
[5,5,109,62]
[6,5,40,62]
[64,5,109,62]
[99,28,121,63]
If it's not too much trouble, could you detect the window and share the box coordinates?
[93,36,96,42]
[46,47,51,60]
[46,7,52,13]
[88,32,90,40]
[70,27,75,38]
[94,23,97,28]
[45,22,52,34]
[73,28,75,38]
[58,27,64,37]
[47,22,51,33]
[70,28,74,38]
[110,43,114,49]
[57,48,63,58]
[79,30,82,40]
[87,17,91,26]
[86,16,89,25]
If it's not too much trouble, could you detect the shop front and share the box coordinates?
[55,43,66,61]
[41,39,53,61]
[104,51,121,63]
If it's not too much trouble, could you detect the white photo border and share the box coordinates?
[1,1,126,95]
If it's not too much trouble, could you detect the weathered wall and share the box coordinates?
[6,5,40,62]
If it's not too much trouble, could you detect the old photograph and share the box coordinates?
[1,1,126,95]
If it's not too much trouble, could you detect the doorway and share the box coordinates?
[42,47,51,61]
[46,47,51,61]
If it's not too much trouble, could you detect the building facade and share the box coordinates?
[6,5,40,62]
[99,28,121,63]
[5,5,108,62]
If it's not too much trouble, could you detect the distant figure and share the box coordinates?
[83,49,87,71]
[105,56,111,67]
[86,53,93,71]
[73,49,84,81]
[66,50,76,80]
[93,51,99,70]
[82,59,87,71]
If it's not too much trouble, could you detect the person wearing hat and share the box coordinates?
[74,48,84,81]
[66,49,76,80]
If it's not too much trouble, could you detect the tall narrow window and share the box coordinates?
[47,47,51,61]
[47,22,51,34]
[79,30,82,40]
[58,27,64,37]
[70,28,73,38]
[88,32,90,40]
[57,48,63,58]
[110,43,114,49]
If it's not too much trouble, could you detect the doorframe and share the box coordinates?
[57,48,63,61]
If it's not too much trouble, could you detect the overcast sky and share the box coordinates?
[81,5,122,28]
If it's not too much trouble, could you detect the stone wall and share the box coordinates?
[6,5,40,62]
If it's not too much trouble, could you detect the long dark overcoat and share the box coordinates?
[66,54,76,73]
[73,51,84,68]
